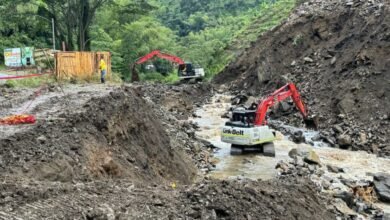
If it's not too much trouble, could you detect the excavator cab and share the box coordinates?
[225,107,256,128]
[178,62,205,81]
[131,50,204,82]
[178,63,194,76]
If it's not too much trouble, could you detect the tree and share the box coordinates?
[119,17,179,79]
[35,0,111,51]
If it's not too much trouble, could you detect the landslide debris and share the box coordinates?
[0,86,197,185]
[0,176,336,219]
[214,0,390,156]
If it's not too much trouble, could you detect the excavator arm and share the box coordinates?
[254,83,311,126]
[135,50,185,65]
[131,50,185,82]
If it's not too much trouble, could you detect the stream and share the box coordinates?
[192,94,390,214]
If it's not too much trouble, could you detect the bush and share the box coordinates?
[4,75,55,88]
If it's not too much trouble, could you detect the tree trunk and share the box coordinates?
[78,0,90,51]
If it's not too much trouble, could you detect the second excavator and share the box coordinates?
[221,83,317,156]
[131,50,205,82]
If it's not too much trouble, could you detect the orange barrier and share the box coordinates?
[0,115,36,125]
[0,72,51,80]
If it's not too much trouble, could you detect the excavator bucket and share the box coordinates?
[304,116,319,130]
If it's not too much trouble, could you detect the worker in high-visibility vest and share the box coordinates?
[99,56,107,84]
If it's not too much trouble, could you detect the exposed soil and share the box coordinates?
[0,176,335,219]
[3,0,389,218]
[0,83,337,219]
[214,0,390,156]
[0,85,197,185]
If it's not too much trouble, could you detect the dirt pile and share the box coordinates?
[176,178,335,220]
[139,82,213,119]
[214,0,390,156]
[0,176,336,219]
[0,86,197,185]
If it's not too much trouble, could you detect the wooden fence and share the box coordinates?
[55,52,111,80]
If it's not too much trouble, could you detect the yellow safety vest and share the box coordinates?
[99,59,107,71]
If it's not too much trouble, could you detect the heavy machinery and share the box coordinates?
[131,50,205,82]
[221,83,316,156]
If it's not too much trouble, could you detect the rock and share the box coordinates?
[330,56,337,65]
[37,135,47,144]
[303,150,321,165]
[332,125,343,134]
[291,60,297,66]
[293,156,305,167]
[359,132,367,144]
[337,135,352,147]
[354,201,367,213]
[279,101,292,113]
[304,57,314,63]
[231,95,248,105]
[322,179,331,190]
[275,161,290,174]
[334,191,355,207]
[327,165,344,173]
[244,96,258,108]
[333,199,357,217]
[292,131,305,143]
[288,148,322,166]
[373,173,390,202]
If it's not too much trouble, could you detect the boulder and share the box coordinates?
[288,147,321,165]
[304,150,321,165]
[303,57,314,63]
[244,96,258,108]
[292,131,305,143]
[373,173,390,202]
[332,125,343,134]
[338,134,352,147]
[327,165,344,173]
[231,95,248,105]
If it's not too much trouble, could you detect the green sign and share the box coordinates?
[4,47,35,67]
[21,47,35,66]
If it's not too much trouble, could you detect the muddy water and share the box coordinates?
[193,94,390,188]
[193,94,294,180]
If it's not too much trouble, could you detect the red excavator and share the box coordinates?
[131,50,205,82]
[221,83,317,156]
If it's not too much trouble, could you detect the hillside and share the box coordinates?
[215,0,390,156]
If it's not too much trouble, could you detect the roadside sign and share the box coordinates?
[4,48,22,67]
[21,47,35,66]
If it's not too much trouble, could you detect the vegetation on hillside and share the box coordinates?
[0,0,297,82]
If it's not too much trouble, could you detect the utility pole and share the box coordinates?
[52,18,56,50]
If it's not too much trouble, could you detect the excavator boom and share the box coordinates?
[221,82,316,156]
[254,83,308,126]
[135,50,185,65]
[132,50,202,82]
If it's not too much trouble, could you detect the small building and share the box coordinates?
[55,51,111,81]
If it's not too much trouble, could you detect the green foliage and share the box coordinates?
[0,0,298,82]
[140,71,179,83]
[293,34,304,46]
[4,75,55,88]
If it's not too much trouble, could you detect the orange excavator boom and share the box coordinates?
[254,83,311,126]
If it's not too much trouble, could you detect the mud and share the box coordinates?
[0,84,339,219]
[214,0,390,156]
[0,176,336,220]
[195,93,390,218]
[0,85,197,185]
